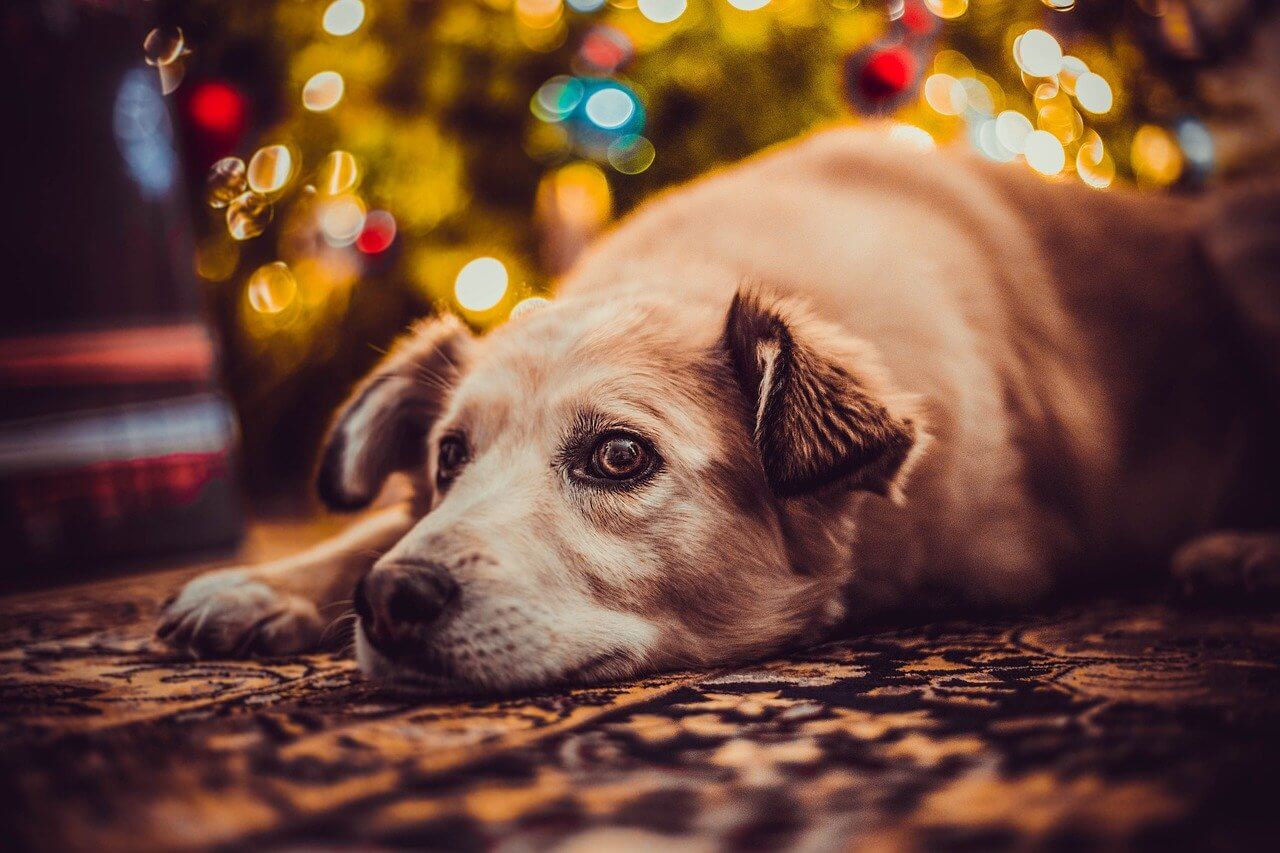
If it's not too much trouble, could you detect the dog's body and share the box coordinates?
[159,126,1280,691]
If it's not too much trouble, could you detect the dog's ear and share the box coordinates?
[316,315,473,511]
[722,287,923,500]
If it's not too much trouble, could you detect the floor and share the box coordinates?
[1,523,1278,851]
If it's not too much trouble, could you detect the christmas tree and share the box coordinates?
[144,0,1274,492]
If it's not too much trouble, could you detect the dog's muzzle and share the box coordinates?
[354,560,458,658]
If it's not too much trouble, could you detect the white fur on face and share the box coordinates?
[354,295,869,692]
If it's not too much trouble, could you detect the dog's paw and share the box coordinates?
[1171,531,1280,597]
[155,569,323,658]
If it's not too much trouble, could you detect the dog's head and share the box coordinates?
[319,285,924,692]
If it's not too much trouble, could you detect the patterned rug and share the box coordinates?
[1,560,1278,851]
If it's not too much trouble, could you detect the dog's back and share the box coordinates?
[562,125,1279,607]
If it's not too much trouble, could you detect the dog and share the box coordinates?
[157,125,1280,692]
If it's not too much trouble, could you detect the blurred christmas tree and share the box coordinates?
[142,0,1279,496]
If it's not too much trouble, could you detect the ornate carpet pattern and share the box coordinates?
[1,563,1278,851]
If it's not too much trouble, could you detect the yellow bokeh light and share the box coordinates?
[727,0,771,8]
[195,238,240,282]
[206,157,247,209]
[606,135,656,174]
[322,0,366,36]
[1014,29,1063,78]
[1024,130,1066,176]
[302,71,345,112]
[226,192,273,240]
[319,151,360,195]
[925,0,968,20]
[1131,125,1183,187]
[247,145,295,194]
[1077,131,1115,189]
[637,0,687,23]
[143,27,185,66]
[1037,101,1083,144]
[455,257,509,312]
[540,162,612,228]
[247,262,297,314]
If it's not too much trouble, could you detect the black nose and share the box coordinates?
[355,561,458,652]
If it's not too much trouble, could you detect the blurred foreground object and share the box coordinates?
[1,1,242,585]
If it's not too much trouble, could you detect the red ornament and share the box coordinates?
[857,47,917,102]
[186,81,247,138]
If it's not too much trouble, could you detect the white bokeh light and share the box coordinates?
[1024,130,1066,176]
[323,0,366,37]
[455,258,509,312]
[584,88,635,130]
[637,0,687,24]
[1014,29,1063,78]
[1074,72,1113,114]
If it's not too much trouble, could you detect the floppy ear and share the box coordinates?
[316,315,473,511]
[723,287,923,500]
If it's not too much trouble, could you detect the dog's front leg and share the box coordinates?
[155,505,415,658]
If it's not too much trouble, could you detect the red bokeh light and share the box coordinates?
[187,81,248,138]
[857,48,917,101]
[356,211,397,254]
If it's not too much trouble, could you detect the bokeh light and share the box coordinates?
[318,150,360,195]
[1014,29,1063,78]
[1131,124,1183,186]
[143,27,185,67]
[923,73,965,116]
[226,192,273,240]
[1175,116,1214,177]
[584,87,636,130]
[925,0,968,20]
[1037,101,1083,144]
[455,257,509,312]
[247,262,298,314]
[606,135,656,174]
[1024,130,1066,176]
[510,296,551,320]
[532,76,585,123]
[318,194,368,247]
[637,0,687,24]
[356,210,397,254]
[322,0,366,36]
[206,157,247,209]
[1077,130,1115,189]
[1074,72,1113,114]
[995,110,1033,154]
[302,71,345,112]
[727,0,772,10]
[247,145,295,194]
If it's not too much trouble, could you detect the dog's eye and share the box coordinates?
[437,434,469,485]
[588,433,651,481]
